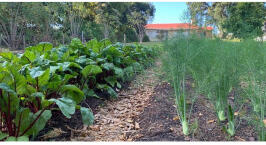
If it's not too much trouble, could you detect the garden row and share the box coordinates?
[0,38,159,141]
[163,36,265,140]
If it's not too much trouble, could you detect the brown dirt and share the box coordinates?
[134,75,257,141]
[35,82,131,141]
[36,59,258,141]
[135,82,185,141]
[134,81,257,141]
[71,61,161,141]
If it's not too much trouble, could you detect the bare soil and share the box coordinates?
[35,59,258,141]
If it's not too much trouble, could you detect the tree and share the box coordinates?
[187,2,265,39]
[208,2,232,38]
[0,2,67,49]
[223,2,265,39]
[0,3,26,50]
[110,2,132,42]
[0,2,156,49]
[26,3,62,43]
[187,2,209,26]
[127,3,155,43]
[94,2,121,39]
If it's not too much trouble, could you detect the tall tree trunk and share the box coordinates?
[42,21,51,42]
[81,31,84,43]
[0,4,23,50]
[0,34,2,47]
[218,25,226,39]
[139,33,143,43]
[70,14,82,39]
[103,23,109,39]
[137,24,144,43]
[62,33,64,45]
[123,33,126,43]
[70,15,77,38]
[23,35,25,49]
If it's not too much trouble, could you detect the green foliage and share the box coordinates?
[223,2,265,39]
[187,2,265,39]
[0,2,155,49]
[226,105,235,136]
[143,34,150,42]
[80,107,94,126]
[0,38,158,141]
[163,35,266,139]
[49,98,76,119]
[82,65,102,77]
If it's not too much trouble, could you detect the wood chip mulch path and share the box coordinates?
[72,61,161,141]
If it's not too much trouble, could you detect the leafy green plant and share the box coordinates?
[214,74,231,121]
[162,34,266,140]
[226,105,235,136]
[162,35,196,135]
[0,37,158,141]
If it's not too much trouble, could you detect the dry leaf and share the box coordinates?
[119,134,125,140]
[263,119,266,127]
[40,128,67,140]
[126,119,133,123]
[173,116,179,121]
[199,113,203,116]
[170,127,174,132]
[69,63,160,141]
[135,122,140,129]
[235,136,245,141]
[187,100,192,104]
[234,112,239,116]
[207,120,215,124]
[119,124,125,128]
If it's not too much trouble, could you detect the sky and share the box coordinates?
[152,2,188,24]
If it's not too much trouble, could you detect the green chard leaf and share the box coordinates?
[49,97,76,119]
[81,65,102,77]
[61,85,84,104]
[80,107,94,126]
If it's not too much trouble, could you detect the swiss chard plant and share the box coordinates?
[0,38,158,141]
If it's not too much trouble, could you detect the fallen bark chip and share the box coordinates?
[135,122,140,130]
[173,116,180,121]
[207,120,215,124]
[127,119,133,123]
[235,136,245,141]
[89,125,100,131]
[40,128,67,140]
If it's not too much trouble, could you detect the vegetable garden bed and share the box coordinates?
[0,36,264,141]
[162,36,265,141]
[0,38,159,141]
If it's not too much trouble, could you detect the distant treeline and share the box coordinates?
[0,2,155,50]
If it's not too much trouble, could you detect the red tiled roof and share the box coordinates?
[145,23,213,31]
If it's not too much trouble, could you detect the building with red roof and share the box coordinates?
[145,23,213,41]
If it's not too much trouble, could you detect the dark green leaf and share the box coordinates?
[81,65,102,77]
[29,67,45,79]
[0,83,16,95]
[80,107,94,126]
[49,97,75,119]
[0,131,8,140]
[26,110,52,137]
[61,85,84,104]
